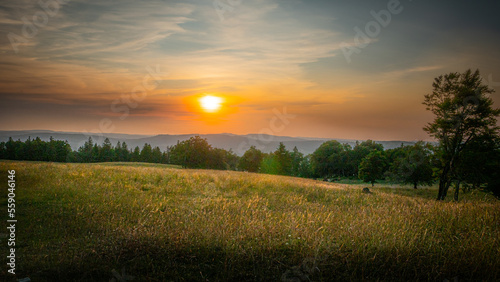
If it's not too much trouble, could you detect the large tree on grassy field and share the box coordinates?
[423,69,500,200]
[387,141,435,189]
[358,151,388,187]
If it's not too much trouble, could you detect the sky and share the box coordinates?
[1,0,499,141]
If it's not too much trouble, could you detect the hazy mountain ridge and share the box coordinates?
[0,130,418,156]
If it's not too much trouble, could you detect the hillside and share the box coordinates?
[1,161,499,281]
[0,130,418,156]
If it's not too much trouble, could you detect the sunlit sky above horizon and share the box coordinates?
[1,0,499,141]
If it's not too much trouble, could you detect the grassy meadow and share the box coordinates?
[1,160,499,281]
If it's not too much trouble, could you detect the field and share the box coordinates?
[1,161,499,281]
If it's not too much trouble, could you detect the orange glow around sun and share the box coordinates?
[199,95,223,113]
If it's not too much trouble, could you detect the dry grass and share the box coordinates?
[1,160,499,281]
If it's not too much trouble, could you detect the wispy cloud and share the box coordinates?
[0,0,499,138]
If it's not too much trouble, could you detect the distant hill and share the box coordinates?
[0,130,418,156]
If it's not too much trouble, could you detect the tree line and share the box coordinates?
[0,136,168,164]
[1,69,498,200]
[0,137,72,162]
[3,133,494,199]
[0,134,433,188]
[239,139,437,190]
[1,133,498,199]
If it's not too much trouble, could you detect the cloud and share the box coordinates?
[0,0,499,138]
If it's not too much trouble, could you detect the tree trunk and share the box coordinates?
[443,179,451,200]
[454,180,461,202]
[437,164,451,200]
[414,182,417,189]
[437,178,446,200]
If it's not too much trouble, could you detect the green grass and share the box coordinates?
[1,161,499,281]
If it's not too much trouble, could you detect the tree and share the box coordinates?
[223,149,239,171]
[454,134,499,198]
[387,142,435,189]
[29,137,48,161]
[169,136,212,168]
[114,141,123,161]
[352,140,384,176]
[297,154,314,178]
[310,140,344,178]
[51,139,71,162]
[77,137,94,162]
[5,137,18,160]
[274,142,292,175]
[290,146,304,177]
[311,140,380,179]
[131,146,141,162]
[91,144,99,162]
[151,146,163,163]
[0,136,69,162]
[99,138,114,162]
[239,146,264,172]
[484,141,500,198]
[163,147,171,164]
[358,151,388,187]
[385,144,407,165]
[260,153,281,175]
[0,142,6,159]
[140,143,153,163]
[121,142,130,162]
[423,69,500,200]
[208,148,227,170]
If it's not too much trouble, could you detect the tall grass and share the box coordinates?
[1,160,499,281]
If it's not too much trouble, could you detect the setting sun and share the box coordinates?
[200,95,223,112]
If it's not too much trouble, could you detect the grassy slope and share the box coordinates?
[1,160,499,281]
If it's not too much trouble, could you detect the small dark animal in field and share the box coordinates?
[362,187,372,194]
